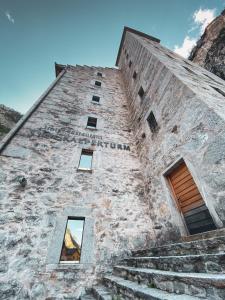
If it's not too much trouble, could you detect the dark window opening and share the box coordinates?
[129,61,132,68]
[147,111,159,133]
[92,95,100,103]
[87,117,97,129]
[60,218,85,263]
[95,81,101,87]
[97,72,102,77]
[125,49,127,54]
[133,71,137,79]
[138,86,145,99]
[126,54,129,59]
[78,149,93,170]
[211,86,225,98]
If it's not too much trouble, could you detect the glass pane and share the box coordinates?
[79,153,92,169]
[60,219,84,263]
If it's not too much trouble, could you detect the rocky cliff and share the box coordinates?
[0,104,22,140]
[189,9,225,80]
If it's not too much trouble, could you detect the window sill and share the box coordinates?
[91,101,100,105]
[46,263,93,272]
[77,168,93,173]
[86,127,97,131]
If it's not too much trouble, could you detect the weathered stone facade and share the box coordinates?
[1,27,225,299]
[0,64,154,299]
[118,30,225,241]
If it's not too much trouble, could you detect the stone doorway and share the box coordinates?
[167,161,216,235]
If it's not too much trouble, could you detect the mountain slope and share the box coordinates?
[189,9,225,80]
[0,104,22,141]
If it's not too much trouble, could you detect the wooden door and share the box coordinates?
[168,162,216,235]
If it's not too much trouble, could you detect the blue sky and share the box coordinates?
[0,0,224,113]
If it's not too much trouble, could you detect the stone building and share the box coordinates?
[1,27,225,299]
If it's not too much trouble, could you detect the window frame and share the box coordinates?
[138,86,145,100]
[95,81,101,87]
[147,111,159,133]
[78,149,93,171]
[46,207,95,268]
[87,116,97,129]
[59,217,85,264]
[92,95,100,103]
[97,72,103,77]
[133,71,137,80]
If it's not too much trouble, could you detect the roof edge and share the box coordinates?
[55,62,66,77]
[0,67,67,154]
[115,26,160,66]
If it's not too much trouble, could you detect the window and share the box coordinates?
[126,54,129,60]
[97,72,102,77]
[87,117,97,129]
[60,218,85,263]
[147,111,159,133]
[95,81,101,87]
[133,71,137,79]
[129,61,132,68]
[78,149,93,170]
[92,95,100,103]
[138,86,145,99]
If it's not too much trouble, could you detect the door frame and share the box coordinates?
[161,156,221,236]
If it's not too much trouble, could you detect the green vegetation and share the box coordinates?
[147,282,156,288]
[0,124,10,134]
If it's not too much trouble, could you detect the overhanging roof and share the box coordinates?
[115,26,160,66]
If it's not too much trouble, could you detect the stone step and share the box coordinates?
[181,228,225,243]
[123,253,225,273]
[91,285,113,300]
[103,274,202,300]
[80,293,96,300]
[113,266,225,299]
[132,235,225,257]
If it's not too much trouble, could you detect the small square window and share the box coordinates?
[147,111,159,133]
[92,95,100,103]
[133,71,137,79]
[97,72,102,77]
[87,117,97,129]
[138,86,145,99]
[60,218,85,263]
[129,61,132,68]
[95,81,101,87]
[78,149,93,170]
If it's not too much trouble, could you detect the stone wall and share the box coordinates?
[118,31,225,243]
[0,65,154,299]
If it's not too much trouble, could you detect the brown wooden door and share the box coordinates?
[168,162,216,235]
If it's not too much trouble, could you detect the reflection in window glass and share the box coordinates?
[78,149,93,170]
[60,218,85,263]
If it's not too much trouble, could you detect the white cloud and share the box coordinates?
[5,11,15,24]
[174,36,197,58]
[193,8,216,34]
[173,7,216,58]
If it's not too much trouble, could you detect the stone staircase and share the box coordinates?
[83,230,225,300]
